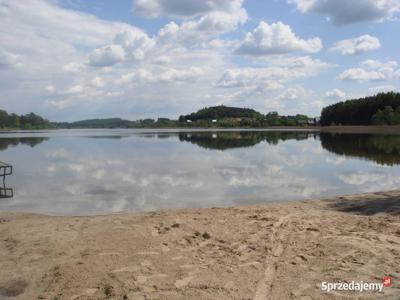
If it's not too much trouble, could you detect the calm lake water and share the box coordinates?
[0,129,400,216]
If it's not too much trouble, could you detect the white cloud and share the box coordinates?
[156,11,247,47]
[338,59,399,82]
[331,35,380,55]
[235,21,322,56]
[0,49,22,69]
[338,69,386,82]
[46,85,56,93]
[216,56,331,89]
[134,0,245,18]
[48,99,70,109]
[66,84,84,94]
[90,77,104,88]
[276,86,311,101]
[134,0,247,43]
[324,89,346,100]
[289,0,400,25]
[113,28,155,60]
[368,85,398,93]
[88,44,126,67]
[215,69,285,91]
[63,62,86,74]
[118,67,204,85]
[1,0,394,121]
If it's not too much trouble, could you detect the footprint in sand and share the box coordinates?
[71,288,98,299]
[161,244,170,252]
[239,261,262,270]
[136,276,147,284]
[0,279,28,297]
[172,255,184,260]
[175,276,195,289]
[111,266,140,273]
[98,252,120,256]
[137,251,159,256]
[141,260,152,267]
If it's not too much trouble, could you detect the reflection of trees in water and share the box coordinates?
[0,137,48,151]
[179,131,315,150]
[320,133,400,166]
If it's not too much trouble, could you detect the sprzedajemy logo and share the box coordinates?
[321,277,393,293]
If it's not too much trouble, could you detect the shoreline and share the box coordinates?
[0,190,399,299]
[1,125,400,134]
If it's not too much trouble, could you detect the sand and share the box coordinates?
[0,191,399,300]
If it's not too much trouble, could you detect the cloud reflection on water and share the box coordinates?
[0,130,399,215]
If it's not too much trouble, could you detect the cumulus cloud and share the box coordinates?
[338,59,399,82]
[134,0,245,18]
[289,0,400,25]
[62,62,86,74]
[155,11,247,47]
[66,84,84,94]
[215,69,284,90]
[46,85,56,93]
[134,0,247,41]
[88,44,126,67]
[368,85,398,93]
[216,56,331,90]
[2,0,393,121]
[118,67,204,85]
[0,49,22,69]
[324,89,346,100]
[235,21,322,56]
[113,29,155,60]
[276,86,311,101]
[90,77,105,88]
[331,35,380,55]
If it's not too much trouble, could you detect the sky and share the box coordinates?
[0,0,399,121]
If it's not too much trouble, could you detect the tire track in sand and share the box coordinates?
[253,213,296,300]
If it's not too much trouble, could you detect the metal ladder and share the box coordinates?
[0,162,13,198]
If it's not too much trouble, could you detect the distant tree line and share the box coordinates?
[179,106,315,127]
[179,106,262,122]
[0,106,316,130]
[320,92,400,126]
[54,118,181,129]
[0,109,53,129]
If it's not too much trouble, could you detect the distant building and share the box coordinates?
[307,119,315,125]
[186,120,192,123]
[212,119,217,123]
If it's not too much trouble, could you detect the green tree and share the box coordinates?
[0,109,9,127]
[371,109,385,125]
[321,92,400,126]
[383,106,395,125]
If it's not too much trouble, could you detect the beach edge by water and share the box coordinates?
[0,190,399,299]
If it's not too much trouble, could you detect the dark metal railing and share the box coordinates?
[0,162,13,198]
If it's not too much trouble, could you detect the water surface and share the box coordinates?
[0,129,399,216]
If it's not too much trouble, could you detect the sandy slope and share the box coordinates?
[0,191,399,300]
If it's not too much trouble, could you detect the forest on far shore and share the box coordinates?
[1,92,400,129]
[320,92,400,126]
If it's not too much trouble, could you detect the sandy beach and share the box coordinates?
[0,191,399,300]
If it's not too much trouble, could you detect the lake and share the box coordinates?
[0,129,400,216]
